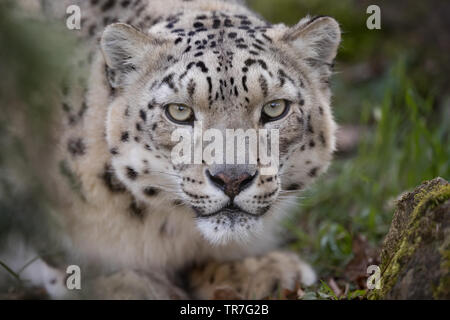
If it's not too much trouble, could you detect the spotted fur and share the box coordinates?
[43,0,340,299]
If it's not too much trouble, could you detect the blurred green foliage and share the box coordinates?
[0,1,75,244]
[288,62,449,275]
[248,0,450,279]
[249,0,450,122]
[0,1,74,132]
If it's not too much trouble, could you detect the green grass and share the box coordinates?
[286,60,449,277]
[247,0,449,289]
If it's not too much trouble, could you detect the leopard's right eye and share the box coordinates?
[261,99,290,123]
[165,103,195,124]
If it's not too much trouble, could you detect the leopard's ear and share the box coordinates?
[100,23,165,87]
[283,16,341,78]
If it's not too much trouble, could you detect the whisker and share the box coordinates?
[143,170,181,179]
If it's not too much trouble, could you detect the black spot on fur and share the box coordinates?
[187,79,196,98]
[309,167,319,177]
[319,106,324,115]
[242,76,248,92]
[258,75,268,97]
[139,110,147,122]
[101,0,116,12]
[143,187,159,196]
[126,166,138,180]
[196,61,209,73]
[121,0,131,8]
[257,59,268,70]
[101,164,126,193]
[262,34,272,42]
[244,58,256,67]
[252,43,265,51]
[129,199,145,219]
[121,131,129,142]
[224,19,233,27]
[161,73,176,91]
[206,76,212,94]
[319,131,326,146]
[212,19,220,29]
[278,69,295,87]
[307,114,314,133]
[67,138,86,156]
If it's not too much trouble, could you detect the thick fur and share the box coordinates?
[14,0,341,299]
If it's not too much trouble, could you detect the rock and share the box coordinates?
[368,177,450,299]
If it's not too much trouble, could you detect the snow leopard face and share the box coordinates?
[101,12,340,244]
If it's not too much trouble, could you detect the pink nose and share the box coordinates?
[207,171,256,199]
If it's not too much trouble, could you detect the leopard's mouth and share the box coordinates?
[193,202,271,244]
[194,203,270,219]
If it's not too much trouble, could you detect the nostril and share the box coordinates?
[206,170,226,191]
[238,171,257,193]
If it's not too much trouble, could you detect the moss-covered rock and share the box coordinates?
[368,177,450,299]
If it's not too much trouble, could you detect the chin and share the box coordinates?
[195,211,264,246]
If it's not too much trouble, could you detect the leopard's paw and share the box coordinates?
[190,251,316,299]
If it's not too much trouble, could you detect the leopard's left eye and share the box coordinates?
[165,103,195,124]
[261,99,290,122]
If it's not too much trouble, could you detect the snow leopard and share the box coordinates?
[6,0,341,299]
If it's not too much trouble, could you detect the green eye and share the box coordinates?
[261,99,290,122]
[165,103,194,124]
